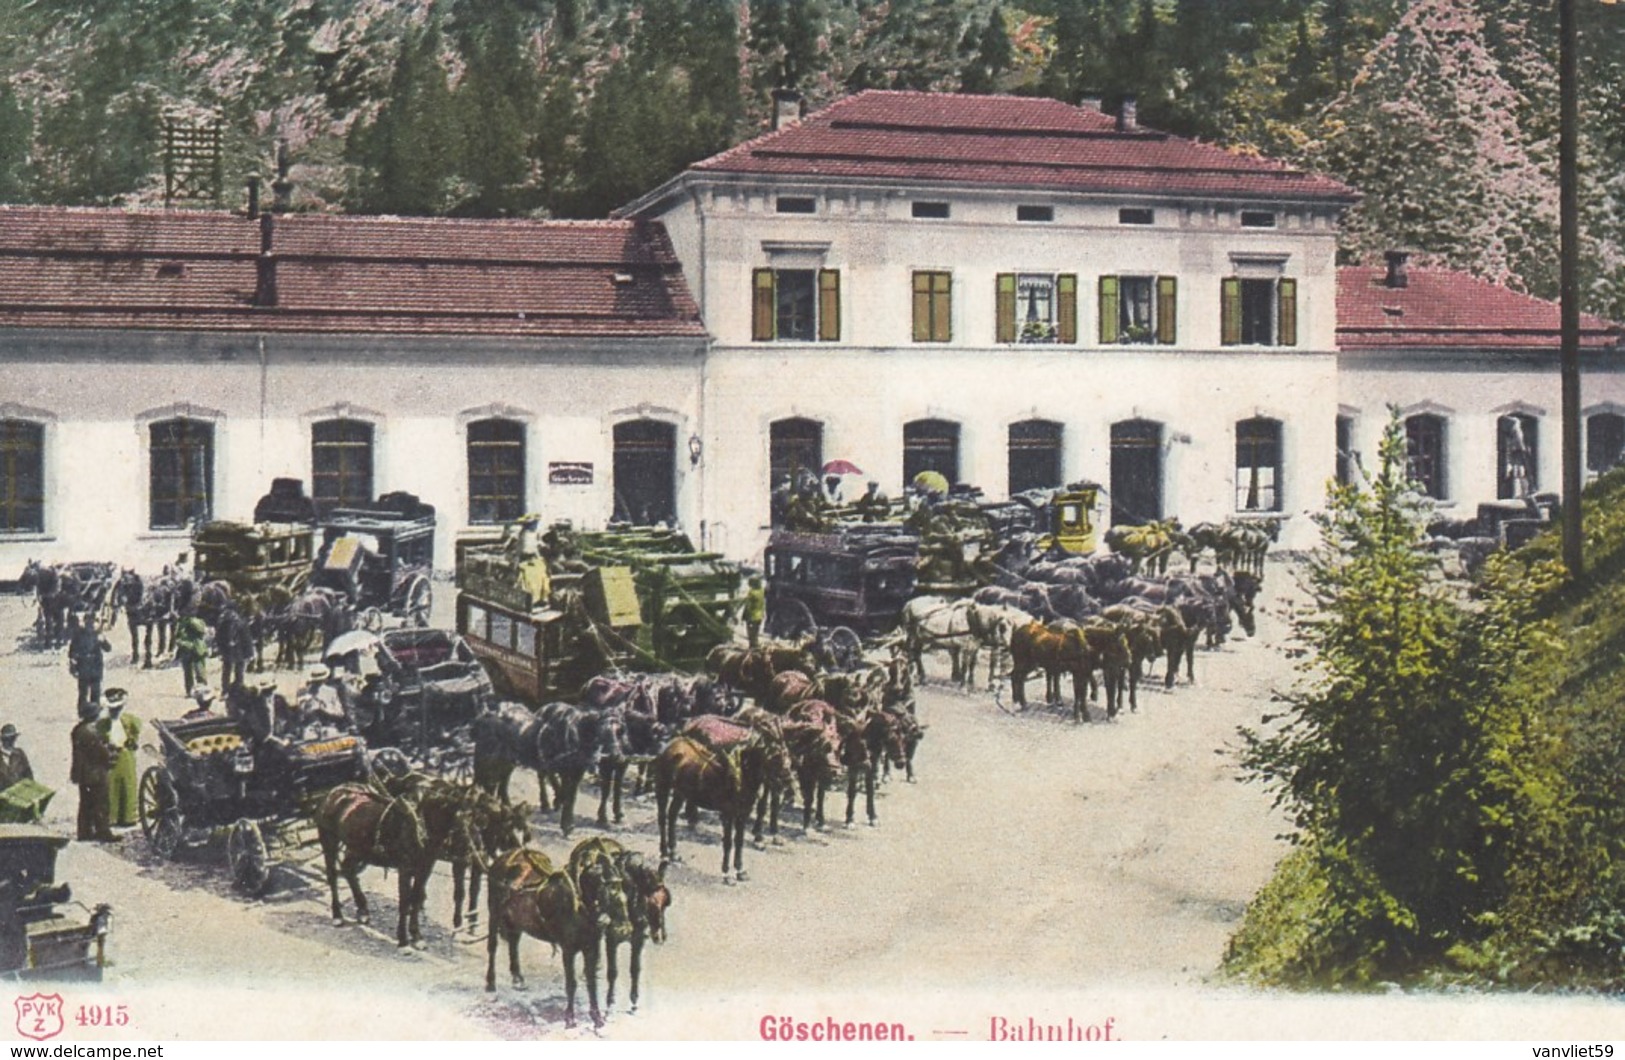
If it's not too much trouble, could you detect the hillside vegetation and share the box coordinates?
[0,0,1621,319]
[1226,416,1625,989]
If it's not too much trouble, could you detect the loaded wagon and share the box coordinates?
[137,714,369,894]
[192,520,315,600]
[313,492,436,629]
[0,825,111,981]
[454,528,635,704]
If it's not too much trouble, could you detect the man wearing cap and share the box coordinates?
[0,725,32,789]
[173,612,210,697]
[96,689,142,829]
[66,615,112,713]
[297,665,348,734]
[744,576,766,649]
[69,700,116,842]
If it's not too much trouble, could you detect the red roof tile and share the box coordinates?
[686,90,1357,203]
[1337,266,1622,350]
[0,207,705,339]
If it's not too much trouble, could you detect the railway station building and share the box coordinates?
[0,89,1619,574]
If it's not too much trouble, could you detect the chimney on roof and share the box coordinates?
[1117,95,1138,132]
[245,176,260,220]
[1080,95,1103,113]
[254,212,277,308]
[1384,249,1410,289]
[771,88,804,131]
[271,139,293,213]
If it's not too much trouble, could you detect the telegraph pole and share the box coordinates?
[1560,0,1584,576]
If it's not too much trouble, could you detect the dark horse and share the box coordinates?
[111,568,176,668]
[651,733,780,882]
[313,782,436,949]
[484,845,634,1029]
[567,837,671,1015]
[473,702,623,836]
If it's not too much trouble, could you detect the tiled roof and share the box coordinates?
[1337,266,1622,350]
[685,90,1357,203]
[0,207,706,339]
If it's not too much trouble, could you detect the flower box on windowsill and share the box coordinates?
[1018,321,1057,343]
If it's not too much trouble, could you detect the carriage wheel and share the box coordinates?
[825,626,864,672]
[359,607,385,633]
[407,577,433,628]
[227,819,271,896]
[138,767,186,860]
[767,598,817,640]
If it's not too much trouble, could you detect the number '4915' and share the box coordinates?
[75,1004,130,1027]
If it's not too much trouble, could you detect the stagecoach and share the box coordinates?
[763,525,919,639]
[191,520,315,600]
[313,492,437,629]
[323,626,493,756]
[0,825,112,981]
[137,714,370,895]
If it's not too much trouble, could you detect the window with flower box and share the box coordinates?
[1099,275,1176,344]
[996,274,1076,344]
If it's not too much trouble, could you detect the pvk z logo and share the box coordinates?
[14,993,65,1041]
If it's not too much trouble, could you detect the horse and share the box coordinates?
[472,702,553,811]
[1105,520,1182,575]
[444,784,531,933]
[839,706,909,826]
[534,701,624,837]
[783,700,843,830]
[568,837,670,1014]
[765,669,816,714]
[484,845,633,1029]
[897,596,977,686]
[681,711,795,843]
[313,781,435,949]
[651,733,778,882]
[593,702,667,829]
[963,601,1031,692]
[705,644,777,705]
[19,560,69,646]
[1008,620,1129,721]
[111,568,175,667]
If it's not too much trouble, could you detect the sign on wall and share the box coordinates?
[548,461,594,485]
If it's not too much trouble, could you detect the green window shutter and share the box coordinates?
[913,272,932,342]
[1057,274,1077,344]
[1156,276,1177,344]
[1278,278,1298,346]
[818,269,841,342]
[996,273,1017,343]
[1221,278,1242,346]
[1098,276,1120,344]
[753,269,776,341]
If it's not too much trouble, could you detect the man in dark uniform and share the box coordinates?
[216,605,255,694]
[0,724,32,789]
[67,615,112,713]
[69,699,117,842]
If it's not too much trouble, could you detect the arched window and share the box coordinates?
[1587,412,1625,477]
[614,420,677,526]
[0,419,44,533]
[903,419,960,488]
[770,418,824,494]
[1109,419,1162,525]
[1405,414,1448,500]
[312,419,374,515]
[467,418,526,524]
[149,418,214,530]
[1008,419,1063,495]
[1236,417,1283,512]
[1496,413,1538,499]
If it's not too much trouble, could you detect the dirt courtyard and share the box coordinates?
[5,565,1624,1041]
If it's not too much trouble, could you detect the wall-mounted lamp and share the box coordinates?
[688,433,703,466]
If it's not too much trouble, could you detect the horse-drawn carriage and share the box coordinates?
[313,493,437,630]
[18,559,119,646]
[763,525,919,639]
[324,627,493,758]
[192,519,315,601]
[0,824,112,981]
[455,530,635,704]
[137,714,370,894]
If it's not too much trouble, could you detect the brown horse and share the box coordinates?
[651,734,779,882]
[681,710,795,842]
[1009,620,1130,721]
[568,837,671,1014]
[839,707,910,827]
[313,782,434,948]
[783,700,843,830]
[484,846,633,1029]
